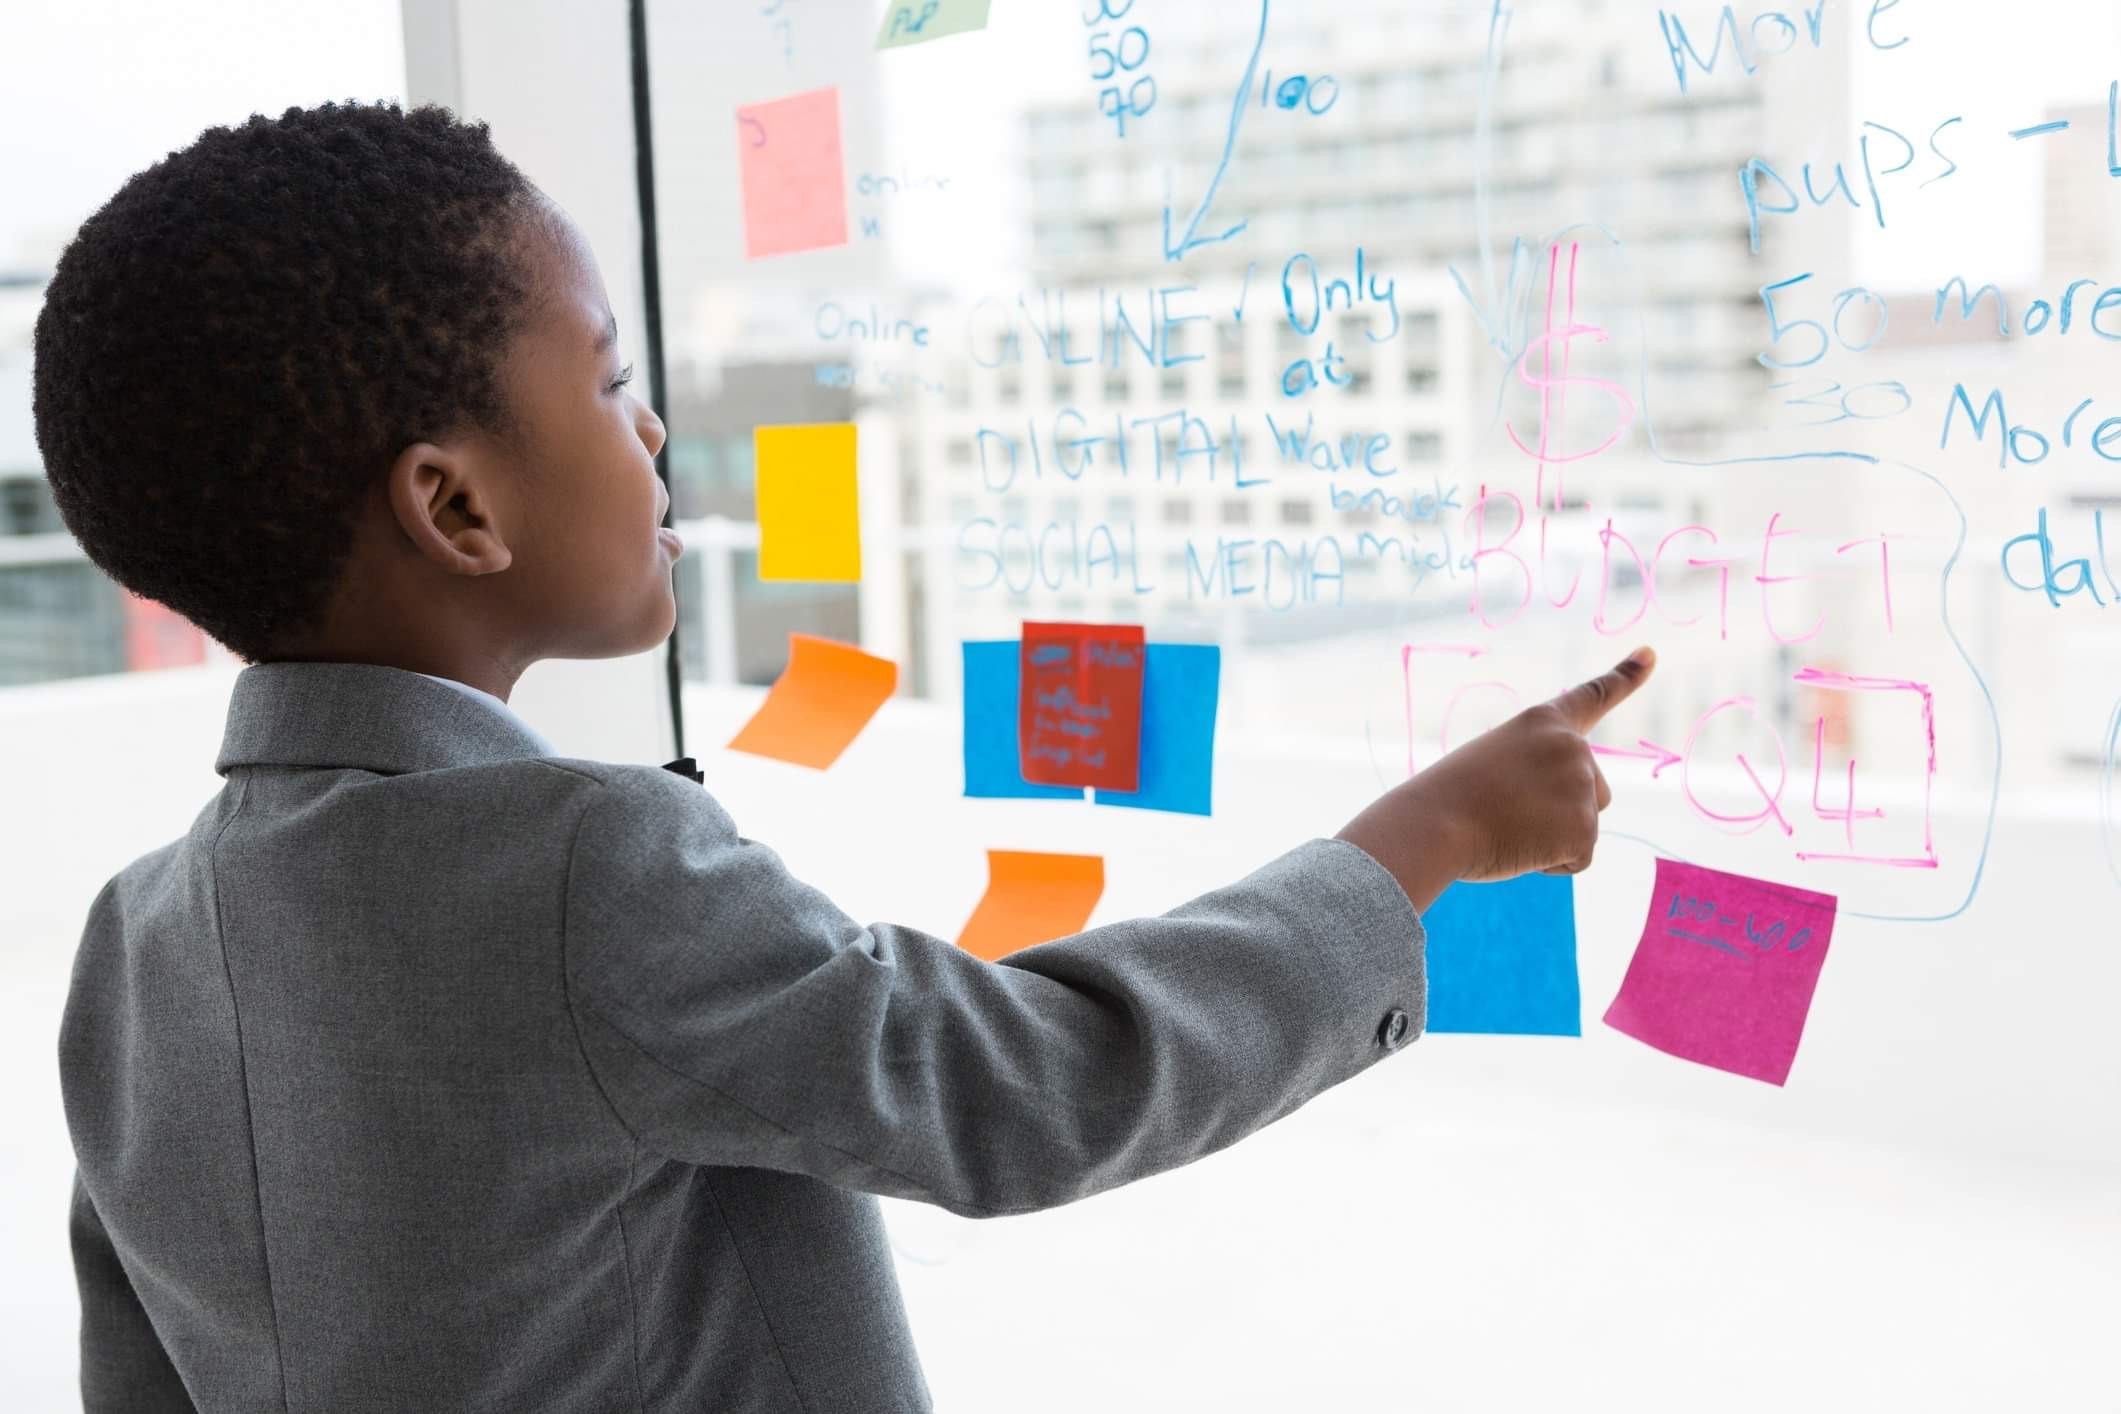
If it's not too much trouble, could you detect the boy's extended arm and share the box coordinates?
[71,1169,198,1412]
[561,769,1426,1219]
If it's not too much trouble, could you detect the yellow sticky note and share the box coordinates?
[755,422,860,581]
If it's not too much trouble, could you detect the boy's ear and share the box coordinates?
[384,441,513,576]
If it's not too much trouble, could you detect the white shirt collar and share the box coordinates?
[411,671,558,756]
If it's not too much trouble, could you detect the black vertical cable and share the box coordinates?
[627,0,685,759]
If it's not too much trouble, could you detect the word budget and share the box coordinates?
[1460,496,1910,647]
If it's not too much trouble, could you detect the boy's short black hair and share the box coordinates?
[32,99,545,664]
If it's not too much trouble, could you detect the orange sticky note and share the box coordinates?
[955,850,1105,962]
[735,87,849,259]
[726,633,896,769]
[755,422,861,582]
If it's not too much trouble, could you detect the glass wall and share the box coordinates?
[643,0,2121,918]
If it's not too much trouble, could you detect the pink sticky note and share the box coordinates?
[1602,858,1837,1086]
[735,87,848,260]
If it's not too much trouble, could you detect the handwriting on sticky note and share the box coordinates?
[1422,874,1580,1037]
[955,850,1104,962]
[754,422,859,582]
[726,633,894,769]
[1018,622,1145,792]
[1602,858,1837,1087]
[876,0,992,50]
[961,640,1087,801]
[1659,882,1822,957]
[735,87,848,259]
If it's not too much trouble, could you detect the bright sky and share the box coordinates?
[0,0,406,269]
[871,0,1081,289]
[1844,0,2121,288]
[5,2,2114,297]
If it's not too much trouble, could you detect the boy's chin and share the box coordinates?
[628,583,679,655]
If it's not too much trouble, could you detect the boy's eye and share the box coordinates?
[608,362,635,394]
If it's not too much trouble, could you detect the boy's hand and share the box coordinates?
[1335,647,1657,913]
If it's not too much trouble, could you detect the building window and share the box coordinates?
[1162,498,1194,526]
[1280,499,1314,525]
[1160,368,1187,399]
[666,437,715,509]
[1406,364,1438,393]
[721,437,756,497]
[1405,432,1443,462]
[1220,498,1252,526]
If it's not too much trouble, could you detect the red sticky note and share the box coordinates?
[734,87,848,260]
[1602,858,1838,1087]
[1018,622,1145,792]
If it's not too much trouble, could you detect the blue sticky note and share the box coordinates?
[961,640,1084,801]
[1092,643,1219,817]
[1421,874,1581,1036]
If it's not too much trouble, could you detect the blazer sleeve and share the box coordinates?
[560,767,1427,1219]
[70,1169,197,1412]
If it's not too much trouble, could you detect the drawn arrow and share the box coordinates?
[1161,0,1268,262]
[1589,738,1683,777]
[1445,0,1544,369]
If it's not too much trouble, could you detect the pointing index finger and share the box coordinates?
[1550,646,1656,733]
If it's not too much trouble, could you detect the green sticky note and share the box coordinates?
[876,0,992,50]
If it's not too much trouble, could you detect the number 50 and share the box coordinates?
[1757,272,1889,370]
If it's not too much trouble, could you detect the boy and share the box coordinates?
[37,101,1653,1412]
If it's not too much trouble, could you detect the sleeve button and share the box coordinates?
[1377,1007,1411,1050]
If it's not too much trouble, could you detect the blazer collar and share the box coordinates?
[215,660,555,777]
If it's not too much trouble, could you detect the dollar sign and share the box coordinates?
[1505,241,1636,512]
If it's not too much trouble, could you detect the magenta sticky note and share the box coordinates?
[1602,858,1837,1086]
[734,87,848,260]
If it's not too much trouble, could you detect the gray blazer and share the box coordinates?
[58,660,1427,1412]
